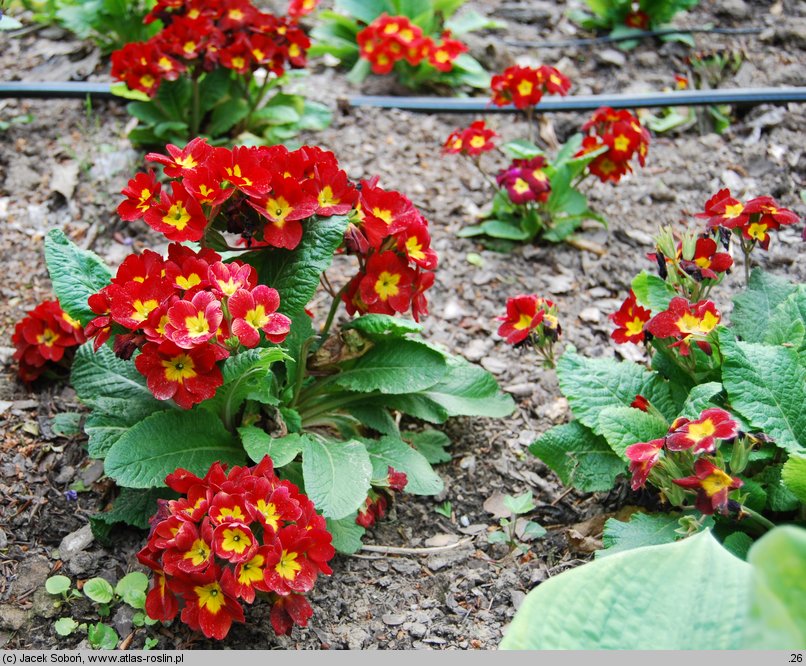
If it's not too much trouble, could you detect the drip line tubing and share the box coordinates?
[1,82,805,113]
[504,26,765,49]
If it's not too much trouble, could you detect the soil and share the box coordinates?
[1,0,805,651]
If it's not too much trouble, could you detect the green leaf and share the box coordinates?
[598,512,680,558]
[244,215,349,317]
[747,526,806,647]
[84,397,170,459]
[719,330,805,454]
[501,139,543,160]
[335,0,393,24]
[301,438,372,519]
[557,347,679,434]
[110,83,151,102]
[631,270,678,314]
[71,344,157,404]
[90,488,176,536]
[46,576,72,596]
[105,410,244,488]
[764,286,806,350]
[444,9,503,34]
[342,314,422,336]
[54,617,79,636]
[155,78,192,121]
[83,577,114,604]
[723,532,754,560]
[199,68,233,113]
[678,381,724,419]
[334,339,446,394]
[501,530,757,649]
[51,412,82,438]
[347,406,399,435]
[731,269,797,343]
[404,429,452,464]
[504,491,535,516]
[115,572,149,609]
[756,465,800,512]
[364,436,443,495]
[206,97,249,137]
[87,622,118,650]
[781,455,806,503]
[530,421,625,492]
[478,219,532,241]
[239,427,304,467]
[44,229,112,326]
[597,406,669,459]
[296,100,332,132]
[326,515,365,554]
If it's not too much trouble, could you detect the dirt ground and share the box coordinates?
[0,0,804,650]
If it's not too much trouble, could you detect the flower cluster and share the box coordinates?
[119,140,437,322]
[355,466,407,528]
[287,0,319,20]
[357,14,467,75]
[138,456,334,639]
[341,178,438,322]
[12,300,86,382]
[442,120,497,157]
[576,107,650,183]
[490,64,571,109]
[625,406,743,515]
[696,189,800,252]
[497,294,561,367]
[496,156,551,205]
[111,0,309,96]
[85,242,290,409]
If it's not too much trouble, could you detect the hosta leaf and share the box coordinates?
[105,410,243,488]
[244,215,349,317]
[501,529,802,650]
[363,436,443,495]
[300,438,372,519]
[597,406,669,459]
[731,269,796,343]
[334,339,446,394]
[326,515,365,554]
[598,512,681,558]
[557,347,679,434]
[530,421,625,492]
[238,427,304,467]
[719,330,805,454]
[44,229,112,326]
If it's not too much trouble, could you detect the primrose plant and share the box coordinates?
[529,186,804,552]
[110,0,330,147]
[309,0,496,90]
[444,66,650,244]
[44,139,514,571]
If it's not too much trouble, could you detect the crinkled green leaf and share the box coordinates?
[530,421,625,492]
[105,410,243,488]
[342,314,422,336]
[326,514,365,554]
[239,427,304,467]
[597,406,669,459]
[678,381,724,419]
[599,512,681,558]
[44,229,112,326]
[731,269,797,343]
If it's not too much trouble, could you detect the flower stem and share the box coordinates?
[321,285,347,340]
[738,505,776,535]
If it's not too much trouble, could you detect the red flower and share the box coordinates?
[395,218,438,270]
[673,458,743,515]
[146,137,213,178]
[164,291,223,349]
[387,466,408,491]
[135,340,224,409]
[263,526,319,595]
[311,162,357,216]
[666,408,738,454]
[426,35,467,72]
[176,566,245,640]
[228,286,291,348]
[183,167,233,207]
[358,184,419,248]
[678,237,733,280]
[248,177,318,250]
[610,290,651,344]
[270,594,313,635]
[696,189,749,230]
[108,278,175,330]
[144,572,179,623]
[625,439,663,490]
[539,65,571,95]
[443,120,498,156]
[211,146,270,198]
[644,297,721,356]
[143,181,209,242]
[118,171,161,221]
[288,0,319,19]
[12,300,86,382]
[411,269,435,323]
[213,522,258,564]
[497,294,555,345]
[625,10,650,29]
[207,261,257,298]
[358,251,415,314]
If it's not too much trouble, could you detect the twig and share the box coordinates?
[119,631,135,651]
[550,486,575,507]
[359,537,474,556]
[564,236,607,256]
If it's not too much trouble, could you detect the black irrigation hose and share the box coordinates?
[2,82,805,113]
[504,26,765,49]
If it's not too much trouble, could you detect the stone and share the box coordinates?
[510,590,527,610]
[0,528,7,549]
[503,383,533,398]
[717,0,749,19]
[480,356,508,375]
[79,460,105,486]
[462,338,489,363]
[66,551,96,576]
[58,524,94,562]
[382,613,406,626]
[578,307,601,324]
[31,588,61,619]
[407,622,427,638]
[0,605,27,631]
[11,556,50,596]
[112,605,136,638]
[597,49,627,67]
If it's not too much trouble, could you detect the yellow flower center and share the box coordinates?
[625,317,645,336]
[244,305,270,329]
[238,554,266,585]
[746,223,769,241]
[372,207,393,225]
[513,312,533,331]
[724,202,744,219]
[512,178,530,195]
[218,506,246,522]
[374,271,401,300]
[38,328,58,347]
[176,273,202,290]
[221,527,252,554]
[255,499,281,530]
[185,312,210,338]
[405,236,425,261]
[469,135,486,149]
[676,310,719,336]
[318,186,339,208]
[183,539,211,566]
[701,469,735,497]
[613,134,631,153]
[516,79,533,96]
[131,298,158,323]
[231,56,245,70]
[195,582,224,613]
[275,550,301,580]
[163,203,191,231]
[686,419,716,443]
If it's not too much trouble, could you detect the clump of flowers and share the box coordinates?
[575,106,650,184]
[696,189,800,282]
[110,0,324,146]
[497,294,561,367]
[138,455,334,639]
[625,405,745,516]
[12,300,86,382]
[445,79,651,243]
[357,14,467,75]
